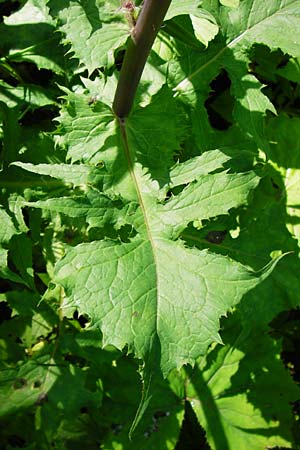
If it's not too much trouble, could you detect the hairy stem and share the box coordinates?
[113,0,172,118]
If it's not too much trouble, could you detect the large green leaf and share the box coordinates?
[36,87,278,377]
[183,312,299,450]
[170,0,300,152]
[1,0,299,447]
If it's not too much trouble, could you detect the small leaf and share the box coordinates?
[220,0,239,8]
[190,15,219,47]
[169,149,230,186]
[13,162,100,188]
[0,209,18,245]
[164,0,203,20]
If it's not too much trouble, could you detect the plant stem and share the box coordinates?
[113,0,172,118]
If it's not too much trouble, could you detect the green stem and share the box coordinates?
[113,0,172,118]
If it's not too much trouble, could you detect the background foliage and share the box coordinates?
[0,0,300,449]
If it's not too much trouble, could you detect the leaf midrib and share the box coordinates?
[119,118,160,341]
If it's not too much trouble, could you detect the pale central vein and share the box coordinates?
[119,118,160,337]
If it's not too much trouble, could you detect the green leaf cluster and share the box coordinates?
[0,1,300,449]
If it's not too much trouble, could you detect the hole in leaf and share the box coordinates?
[73,310,89,328]
[164,189,172,201]
[13,378,27,390]
[205,69,234,130]
[164,184,187,202]
[88,224,137,243]
[118,224,137,242]
[89,69,102,80]
[33,380,41,388]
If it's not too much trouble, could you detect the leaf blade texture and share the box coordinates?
[50,88,278,376]
[1,0,300,447]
